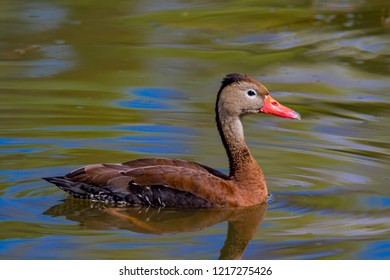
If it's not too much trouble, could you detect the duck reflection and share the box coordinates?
[44,200,266,259]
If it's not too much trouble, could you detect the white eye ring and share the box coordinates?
[246,89,257,97]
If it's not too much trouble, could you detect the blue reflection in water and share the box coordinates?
[361,241,390,259]
[0,124,193,155]
[114,124,194,155]
[18,2,67,32]
[116,88,184,110]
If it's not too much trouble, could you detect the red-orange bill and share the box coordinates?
[259,95,300,120]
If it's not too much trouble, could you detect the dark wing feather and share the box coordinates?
[121,165,237,206]
[44,158,235,207]
[121,158,229,179]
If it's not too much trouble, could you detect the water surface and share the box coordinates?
[0,0,389,259]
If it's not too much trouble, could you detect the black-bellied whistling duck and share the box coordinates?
[44,73,300,208]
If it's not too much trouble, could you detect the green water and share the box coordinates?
[0,0,389,259]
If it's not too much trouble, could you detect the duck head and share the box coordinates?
[217,73,300,120]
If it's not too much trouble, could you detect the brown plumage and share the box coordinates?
[43,73,300,208]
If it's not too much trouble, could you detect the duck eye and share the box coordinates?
[246,89,257,97]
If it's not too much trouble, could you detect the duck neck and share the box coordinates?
[216,109,258,181]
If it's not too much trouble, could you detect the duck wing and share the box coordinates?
[121,158,229,179]
[43,158,235,208]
